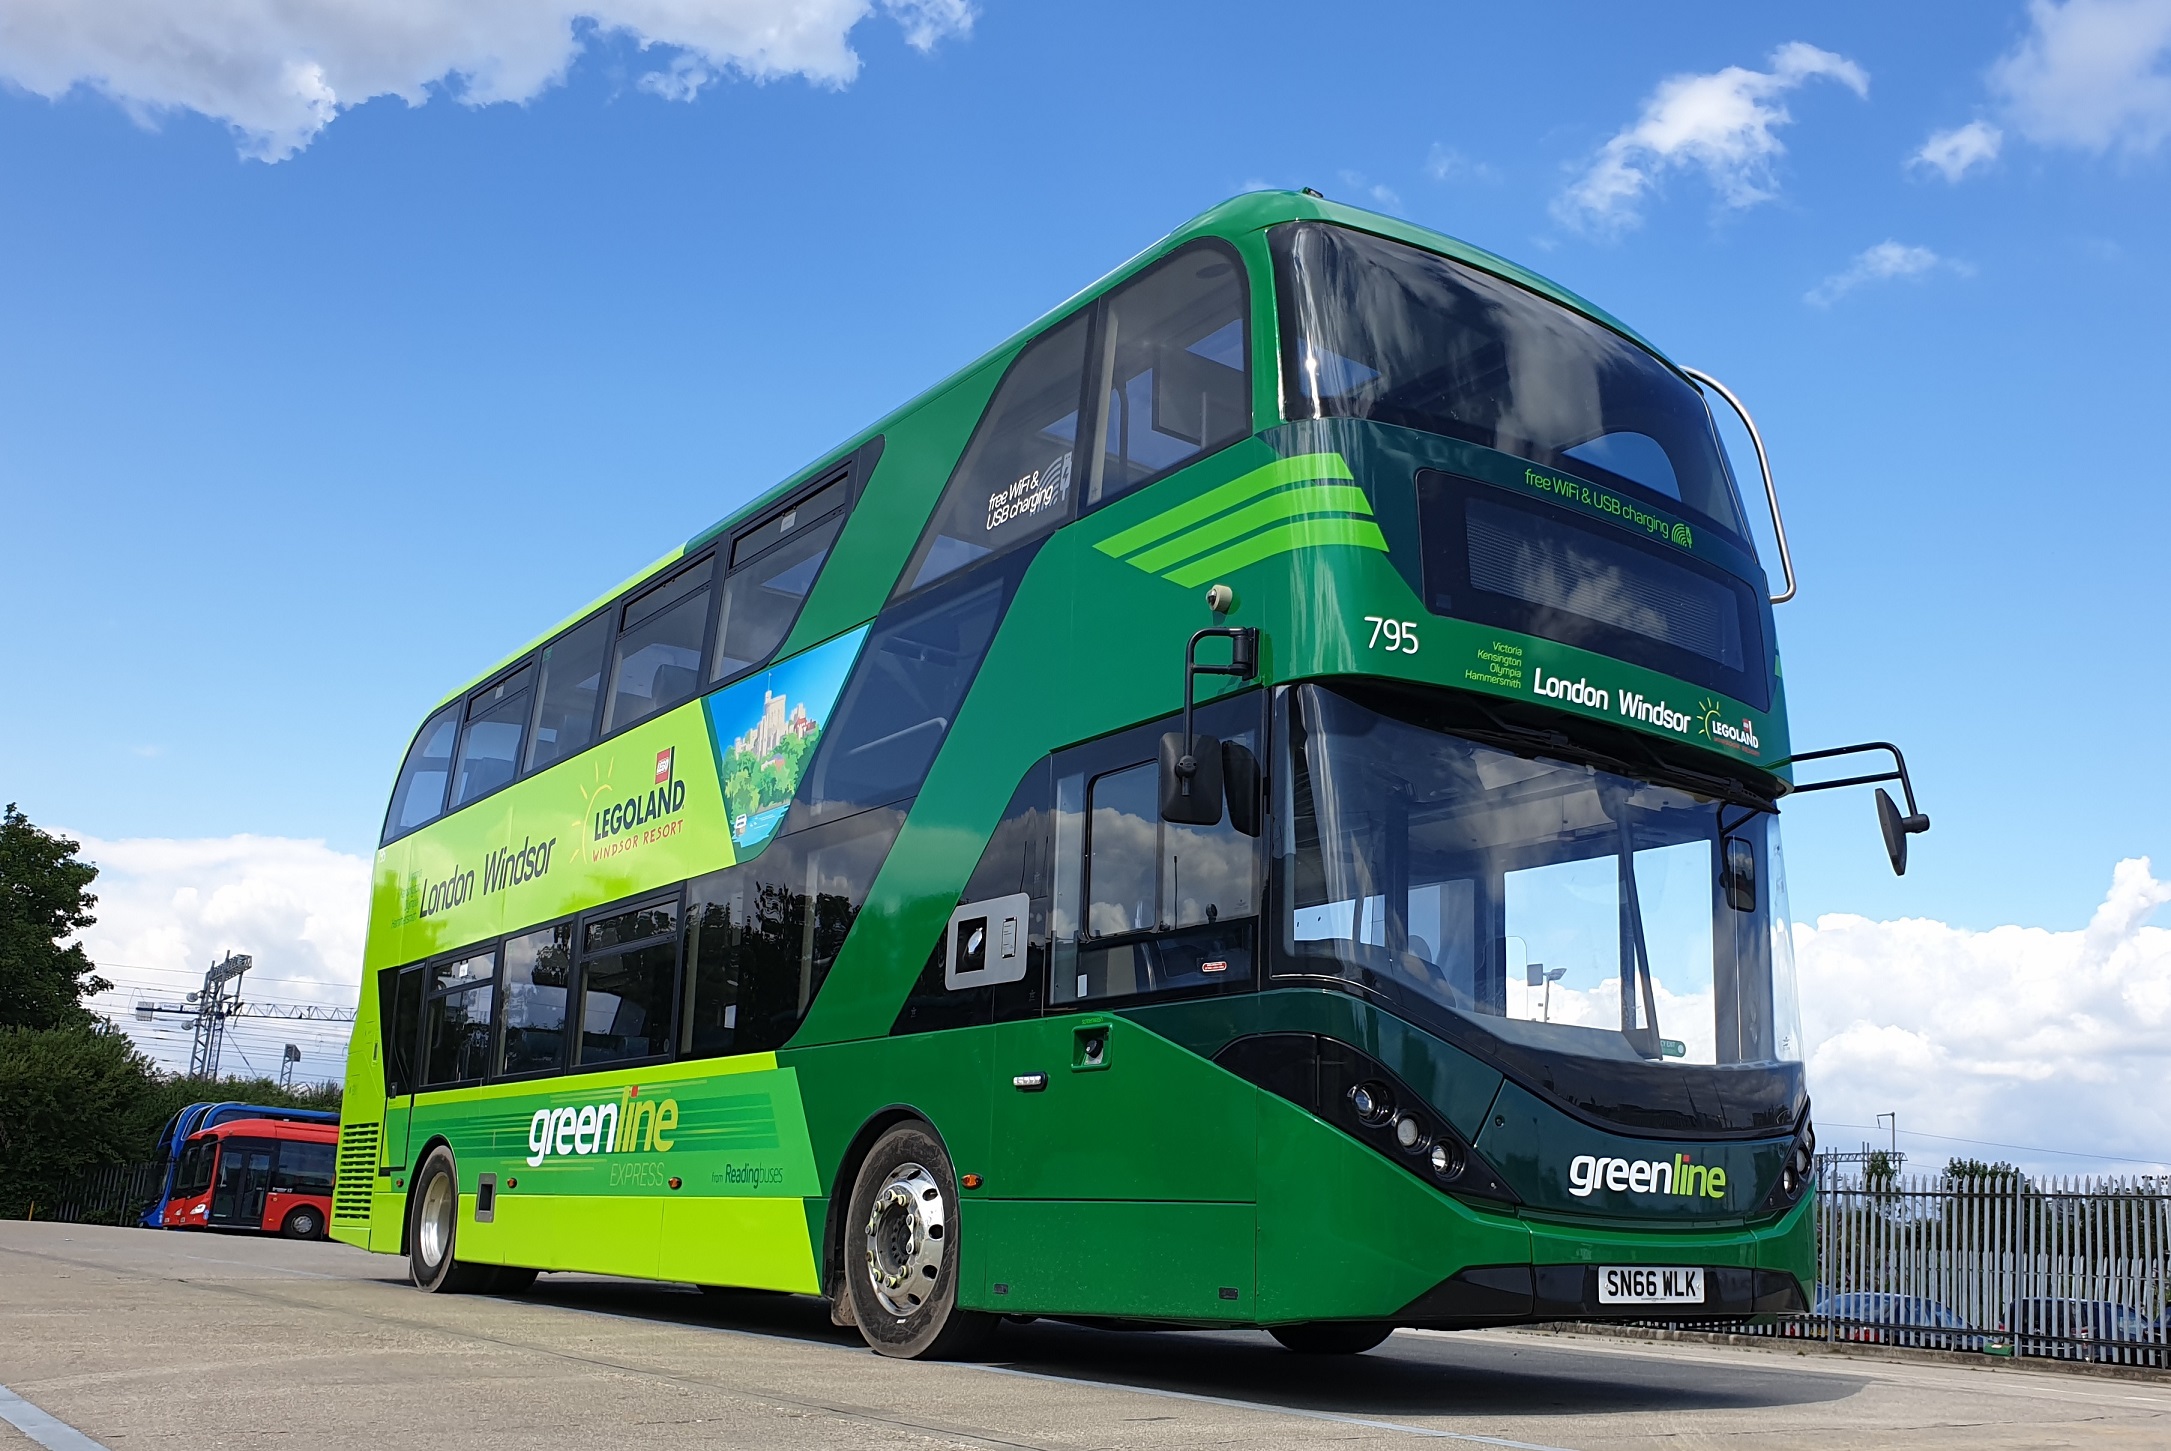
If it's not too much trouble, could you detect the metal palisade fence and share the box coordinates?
[35,1162,164,1227]
[1652,1169,2171,1367]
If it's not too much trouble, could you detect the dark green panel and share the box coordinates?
[783,356,1010,654]
[973,1200,1255,1319]
[782,1025,996,1201]
[990,1015,1255,1203]
[1254,1088,1528,1322]
[1477,1080,1792,1222]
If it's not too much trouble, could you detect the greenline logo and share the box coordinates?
[1094,452,1388,587]
[525,1087,681,1167]
[1568,1152,1728,1201]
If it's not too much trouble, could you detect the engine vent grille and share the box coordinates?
[333,1122,380,1222]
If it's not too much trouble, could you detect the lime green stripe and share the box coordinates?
[1165,517,1390,588]
[1126,484,1374,574]
[1094,452,1354,559]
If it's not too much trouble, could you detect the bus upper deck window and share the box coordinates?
[383,704,459,843]
[713,477,850,684]
[898,312,1090,595]
[450,662,534,808]
[605,557,713,733]
[526,614,610,775]
[1087,244,1250,509]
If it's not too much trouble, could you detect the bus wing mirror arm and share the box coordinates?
[1161,627,1259,826]
[1684,366,1796,606]
[1783,741,1931,876]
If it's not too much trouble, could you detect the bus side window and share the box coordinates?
[1087,242,1251,509]
[383,704,459,843]
[420,948,497,1088]
[605,556,715,734]
[380,963,423,1097]
[450,661,534,808]
[683,807,905,1055]
[499,922,573,1076]
[525,613,611,775]
[274,1140,336,1195]
[792,566,1012,827]
[575,897,678,1067]
[713,507,847,684]
[898,311,1091,595]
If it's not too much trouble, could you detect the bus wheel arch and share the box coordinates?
[398,1133,455,1258]
[406,1141,491,1293]
[822,1107,930,1323]
[280,1205,325,1240]
[839,1118,996,1359]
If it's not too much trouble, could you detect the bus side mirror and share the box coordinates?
[1222,741,1263,838]
[1877,788,1929,876]
[1159,732,1225,826]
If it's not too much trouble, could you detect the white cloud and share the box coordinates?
[1911,119,2004,181]
[67,831,371,1079]
[0,0,975,161]
[1991,0,2171,154]
[1424,143,1494,183]
[1798,857,2171,1173]
[1555,41,1868,234]
[1337,169,1401,210]
[1804,240,1962,307]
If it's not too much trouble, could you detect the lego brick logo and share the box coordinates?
[654,748,674,786]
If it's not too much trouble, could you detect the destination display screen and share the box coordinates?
[1416,469,1771,711]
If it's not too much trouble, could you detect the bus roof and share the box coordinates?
[195,1117,340,1142]
[416,190,1669,722]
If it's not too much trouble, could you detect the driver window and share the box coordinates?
[1056,704,1260,1005]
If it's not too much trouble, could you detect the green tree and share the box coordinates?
[0,804,108,1030]
[0,1023,155,1217]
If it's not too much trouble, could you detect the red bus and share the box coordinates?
[162,1118,338,1240]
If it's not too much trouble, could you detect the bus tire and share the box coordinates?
[1270,1322,1395,1355]
[280,1206,324,1240]
[407,1146,491,1294]
[843,1123,994,1360]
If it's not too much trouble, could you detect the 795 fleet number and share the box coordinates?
[1364,615,1420,654]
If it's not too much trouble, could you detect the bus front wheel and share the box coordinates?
[408,1146,492,1293]
[1270,1322,1395,1355]
[280,1206,324,1240]
[843,1123,995,1360]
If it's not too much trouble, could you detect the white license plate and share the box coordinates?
[1598,1266,1704,1305]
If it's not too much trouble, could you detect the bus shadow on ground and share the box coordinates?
[522,1278,1866,1421]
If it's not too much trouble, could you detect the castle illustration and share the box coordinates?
[732,689,817,760]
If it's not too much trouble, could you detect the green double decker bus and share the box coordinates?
[335,191,1926,1359]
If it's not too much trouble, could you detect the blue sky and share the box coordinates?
[5,1,2170,1165]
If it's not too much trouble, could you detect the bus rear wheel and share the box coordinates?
[408,1146,492,1293]
[1270,1322,1395,1355]
[843,1123,994,1360]
[280,1206,324,1240]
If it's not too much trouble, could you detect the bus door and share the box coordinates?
[378,963,426,1242]
[209,1138,276,1228]
[985,735,1262,1319]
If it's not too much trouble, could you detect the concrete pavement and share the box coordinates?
[2,1221,2164,1449]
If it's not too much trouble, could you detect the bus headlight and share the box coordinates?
[1349,1082,1395,1126]
[1393,1114,1427,1151]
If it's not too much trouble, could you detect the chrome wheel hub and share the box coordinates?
[863,1161,945,1318]
[417,1172,455,1270]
